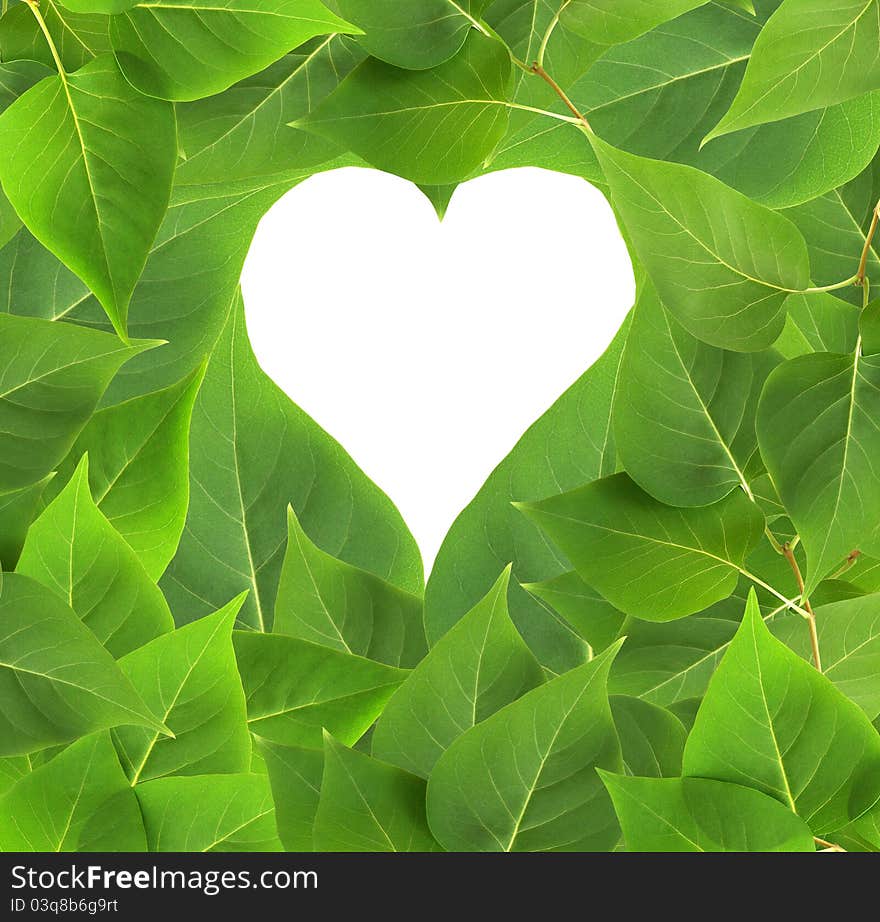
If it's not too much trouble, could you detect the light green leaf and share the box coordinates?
[0,314,153,492]
[561,0,709,46]
[16,456,174,658]
[757,351,880,591]
[683,591,880,834]
[0,732,146,852]
[111,0,358,102]
[591,134,811,351]
[614,281,778,506]
[707,0,880,141]
[58,0,135,11]
[47,365,205,580]
[161,295,422,632]
[274,506,426,668]
[0,56,177,338]
[0,757,30,797]
[114,595,251,785]
[772,595,880,721]
[517,472,765,622]
[601,774,815,852]
[326,0,483,69]
[522,570,625,655]
[297,31,513,185]
[425,314,631,674]
[0,1,110,72]
[611,696,686,778]
[0,572,169,757]
[0,61,53,249]
[175,39,363,190]
[234,632,406,748]
[426,642,623,852]
[314,733,441,852]
[137,773,282,851]
[0,475,53,570]
[372,568,544,778]
[258,737,323,850]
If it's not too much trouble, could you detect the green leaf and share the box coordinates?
[611,696,686,778]
[47,365,205,580]
[568,5,880,209]
[517,472,765,622]
[326,0,482,69]
[0,757,30,797]
[426,642,623,852]
[234,632,406,748]
[0,475,53,570]
[425,314,631,674]
[707,0,880,141]
[161,295,422,632]
[0,227,90,320]
[0,732,146,851]
[0,572,169,757]
[861,298,880,356]
[297,31,513,185]
[771,595,880,721]
[274,506,426,668]
[614,281,778,506]
[0,1,111,72]
[372,568,544,778]
[601,774,815,852]
[561,1,709,46]
[175,39,363,190]
[16,456,174,658]
[59,0,136,11]
[258,738,323,850]
[683,591,880,834]
[522,570,625,655]
[0,61,53,249]
[782,162,880,304]
[111,0,358,102]
[314,733,441,852]
[757,351,880,590]
[0,314,153,492]
[83,183,299,402]
[114,595,251,785]
[775,292,860,358]
[590,134,811,350]
[136,773,282,851]
[0,56,177,338]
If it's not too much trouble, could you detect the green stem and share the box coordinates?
[447,0,490,36]
[802,275,859,295]
[538,1,570,68]
[24,0,66,76]
[828,550,861,581]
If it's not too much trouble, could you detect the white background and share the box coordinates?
[242,166,634,571]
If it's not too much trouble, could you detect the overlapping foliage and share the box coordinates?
[1,0,880,853]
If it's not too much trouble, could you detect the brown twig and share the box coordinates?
[782,543,821,672]
[530,62,592,132]
[828,549,862,581]
[814,836,846,852]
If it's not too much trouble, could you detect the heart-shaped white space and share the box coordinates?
[242,167,634,568]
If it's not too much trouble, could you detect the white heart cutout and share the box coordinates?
[242,167,634,570]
